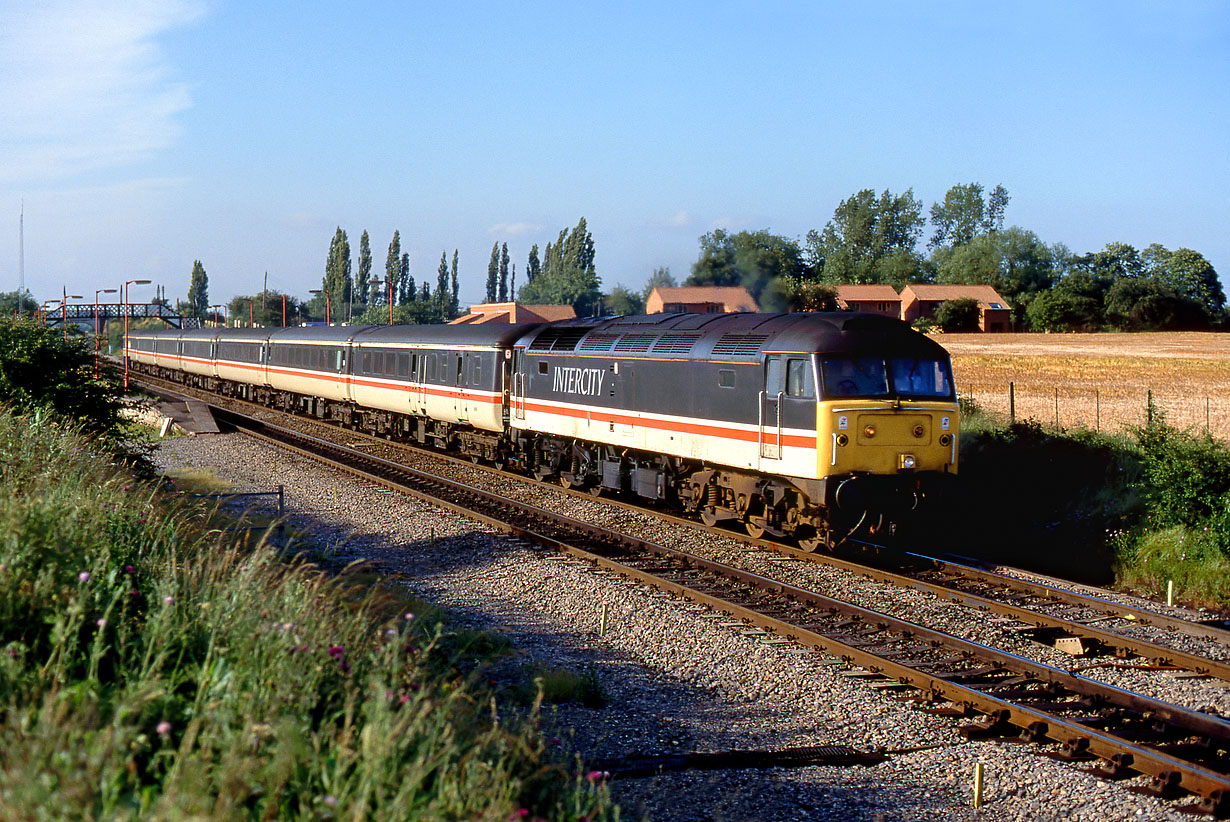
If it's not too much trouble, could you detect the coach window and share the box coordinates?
[456,355,464,384]
[428,355,437,381]
[472,358,481,385]
[786,358,813,398]
[398,354,409,377]
[410,354,418,378]
[718,370,735,388]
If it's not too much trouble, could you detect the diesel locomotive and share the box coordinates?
[127,311,958,550]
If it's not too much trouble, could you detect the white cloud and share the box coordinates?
[487,221,541,237]
[0,0,203,184]
[652,210,691,228]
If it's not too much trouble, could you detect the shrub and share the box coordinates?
[934,298,981,332]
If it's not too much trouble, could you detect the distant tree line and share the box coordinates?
[673,182,1224,330]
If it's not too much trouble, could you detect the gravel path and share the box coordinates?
[151,430,1211,821]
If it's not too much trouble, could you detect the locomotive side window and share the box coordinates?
[718,370,735,388]
[786,358,813,398]
[890,358,954,398]
[538,361,548,375]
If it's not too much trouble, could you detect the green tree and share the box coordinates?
[806,189,926,288]
[437,251,450,319]
[187,260,209,320]
[0,317,124,439]
[928,183,1009,249]
[498,243,510,302]
[323,228,351,319]
[227,291,305,328]
[783,279,839,312]
[356,229,372,307]
[486,243,499,303]
[1147,245,1225,317]
[1104,277,1208,330]
[383,230,401,306]
[603,284,644,316]
[517,217,601,315]
[526,244,541,285]
[0,291,38,318]
[688,229,804,310]
[933,297,981,332]
[641,266,676,304]
[450,250,459,317]
[932,227,1059,325]
[399,252,412,304]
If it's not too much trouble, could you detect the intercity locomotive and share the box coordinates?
[127,311,958,550]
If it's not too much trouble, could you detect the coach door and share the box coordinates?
[760,355,784,462]
[511,349,526,421]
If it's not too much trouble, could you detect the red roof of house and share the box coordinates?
[899,284,1011,309]
[450,302,577,324]
[649,286,758,312]
[834,284,901,302]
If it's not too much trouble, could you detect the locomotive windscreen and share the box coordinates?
[821,356,953,400]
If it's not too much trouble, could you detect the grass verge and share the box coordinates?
[0,406,616,821]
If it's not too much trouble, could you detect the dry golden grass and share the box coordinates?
[938,332,1230,438]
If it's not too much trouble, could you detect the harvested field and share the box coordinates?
[938,332,1230,439]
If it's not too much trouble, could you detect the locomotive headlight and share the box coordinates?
[899,454,916,470]
[863,425,876,438]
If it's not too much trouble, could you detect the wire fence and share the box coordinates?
[960,382,1230,440]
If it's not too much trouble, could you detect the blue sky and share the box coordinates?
[2,0,1228,310]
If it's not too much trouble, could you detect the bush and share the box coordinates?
[0,316,125,441]
[0,407,616,820]
[933,297,981,332]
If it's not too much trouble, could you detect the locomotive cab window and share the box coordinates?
[890,358,954,398]
[821,357,889,398]
[786,358,814,398]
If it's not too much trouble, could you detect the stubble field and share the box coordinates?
[939,332,1230,439]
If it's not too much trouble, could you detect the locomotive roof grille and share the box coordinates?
[710,333,770,356]
[651,332,702,354]
[578,333,620,351]
[528,326,589,352]
[614,333,658,352]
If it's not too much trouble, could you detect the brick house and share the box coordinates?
[898,284,1012,332]
[645,286,759,314]
[450,302,577,324]
[833,284,902,317]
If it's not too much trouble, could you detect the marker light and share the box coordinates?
[863,425,876,438]
[913,424,926,438]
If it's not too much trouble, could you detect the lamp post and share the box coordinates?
[61,289,84,342]
[208,304,226,328]
[41,299,62,326]
[122,279,151,390]
[94,288,116,379]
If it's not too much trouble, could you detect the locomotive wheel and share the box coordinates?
[796,526,828,553]
[745,521,766,539]
[699,508,718,528]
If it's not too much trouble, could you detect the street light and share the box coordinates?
[122,279,151,390]
[41,299,62,326]
[309,289,330,325]
[94,288,117,379]
[208,304,227,328]
[61,289,84,342]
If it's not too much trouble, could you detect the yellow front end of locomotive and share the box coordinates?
[817,401,959,478]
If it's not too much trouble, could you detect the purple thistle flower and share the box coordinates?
[78,571,91,582]
[156,721,171,735]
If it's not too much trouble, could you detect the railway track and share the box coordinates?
[133,372,1230,681]
[136,381,1230,815]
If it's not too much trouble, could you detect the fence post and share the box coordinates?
[1054,387,1059,430]
[1009,382,1015,424]
[1096,390,1100,432]
[1147,390,1154,425]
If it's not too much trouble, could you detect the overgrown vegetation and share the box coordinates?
[0,318,616,819]
[957,398,1230,607]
